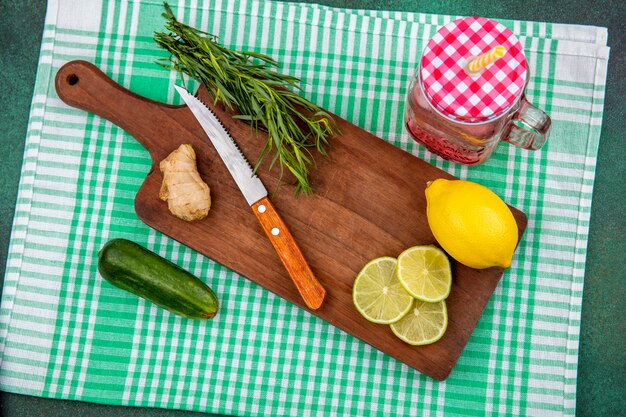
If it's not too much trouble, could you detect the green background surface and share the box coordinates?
[0,0,623,416]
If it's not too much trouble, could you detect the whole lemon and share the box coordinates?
[425,179,518,269]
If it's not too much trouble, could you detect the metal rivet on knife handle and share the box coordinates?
[251,197,326,310]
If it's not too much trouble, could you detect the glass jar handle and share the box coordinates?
[504,96,551,150]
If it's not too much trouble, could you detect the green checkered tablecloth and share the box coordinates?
[0,0,609,416]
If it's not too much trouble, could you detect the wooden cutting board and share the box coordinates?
[55,60,527,380]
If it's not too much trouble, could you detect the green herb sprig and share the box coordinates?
[154,2,336,195]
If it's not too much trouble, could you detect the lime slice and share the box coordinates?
[352,257,414,324]
[390,300,448,346]
[397,245,452,302]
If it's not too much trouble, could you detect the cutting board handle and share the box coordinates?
[55,60,178,161]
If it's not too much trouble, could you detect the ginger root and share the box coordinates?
[159,144,211,221]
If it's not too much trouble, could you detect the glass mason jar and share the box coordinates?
[404,17,551,165]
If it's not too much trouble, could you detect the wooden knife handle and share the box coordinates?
[251,197,326,310]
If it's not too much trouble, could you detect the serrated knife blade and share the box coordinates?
[174,85,266,206]
[174,85,326,310]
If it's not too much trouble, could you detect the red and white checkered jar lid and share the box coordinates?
[419,16,527,123]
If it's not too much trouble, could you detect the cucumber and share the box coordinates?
[98,238,218,319]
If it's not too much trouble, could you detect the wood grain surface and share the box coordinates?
[55,60,527,380]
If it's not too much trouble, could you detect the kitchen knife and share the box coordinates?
[174,85,326,310]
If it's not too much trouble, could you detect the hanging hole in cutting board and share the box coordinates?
[67,74,79,85]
